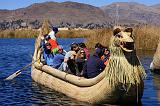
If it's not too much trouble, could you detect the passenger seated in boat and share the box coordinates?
[52,46,65,69]
[40,34,48,48]
[62,51,77,73]
[45,27,59,54]
[101,47,110,65]
[40,34,50,64]
[41,43,54,66]
[48,26,59,40]
[83,48,106,78]
[79,42,90,59]
[62,43,79,74]
[75,49,87,76]
[47,36,59,54]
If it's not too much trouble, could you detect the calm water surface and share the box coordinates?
[0,38,159,106]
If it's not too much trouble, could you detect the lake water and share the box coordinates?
[0,38,159,106]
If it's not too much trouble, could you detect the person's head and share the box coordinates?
[76,49,86,59]
[79,42,86,48]
[44,35,51,41]
[52,26,59,34]
[70,51,77,59]
[103,48,110,56]
[80,49,86,58]
[43,34,48,39]
[45,43,52,50]
[71,42,79,52]
[58,45,63,53]
[94,48,104,58]
[95,43,103,49]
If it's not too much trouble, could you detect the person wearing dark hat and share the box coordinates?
[46,26,60,54]
[82,48,106,78]
[48,26,59,40]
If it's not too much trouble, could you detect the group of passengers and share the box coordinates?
[40,27,110,78]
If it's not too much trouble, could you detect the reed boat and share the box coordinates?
[150,41,160,74]
[31,27,146,104]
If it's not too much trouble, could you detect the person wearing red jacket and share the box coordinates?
[47,27,59,54]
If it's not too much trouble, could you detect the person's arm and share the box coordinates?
[99,60,106,71]
[82,62,87,78]
[60,54,65,61]
[64,52,70,63]
[75,58,84,63]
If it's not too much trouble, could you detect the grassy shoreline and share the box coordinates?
[0,25,159,50]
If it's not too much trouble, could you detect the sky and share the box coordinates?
[0,0,160,10]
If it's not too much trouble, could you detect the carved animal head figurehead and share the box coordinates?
[105,26,146,86]
[112,26,134,52]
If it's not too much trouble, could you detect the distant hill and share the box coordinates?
[151,4,160,11]
[0,1,110,25]
[0,1,160,30]
[101,2,160,25]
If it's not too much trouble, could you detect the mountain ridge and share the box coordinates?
[0,1,160,29]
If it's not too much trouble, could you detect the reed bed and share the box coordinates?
[134,25,160,50]
[0,25,160,50]
[85,28,112,49]
[57,29,91,38]
[0,29,39,38]
[58,28,112,48]
[85,25,160,50]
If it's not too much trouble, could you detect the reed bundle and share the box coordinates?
[105,36,146,86]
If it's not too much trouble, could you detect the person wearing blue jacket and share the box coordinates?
[42,43,54,66]
[83,48,106,78]
[52,46,65,69]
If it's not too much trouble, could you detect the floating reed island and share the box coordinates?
[31,23,146,104]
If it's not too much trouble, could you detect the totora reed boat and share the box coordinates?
[31,26,146,105]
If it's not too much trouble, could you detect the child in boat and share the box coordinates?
[83,48,106,78]
[79,42,90,59]
[75,49,87,76]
